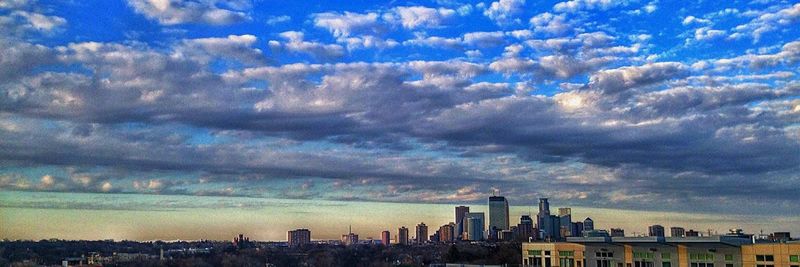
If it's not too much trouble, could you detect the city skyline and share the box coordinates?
[2,0,800,242]
[2,191,798,241]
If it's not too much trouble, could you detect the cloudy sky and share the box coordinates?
[1,0,799,240]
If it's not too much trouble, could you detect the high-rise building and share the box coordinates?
[398,226,409,245]
[342,226,358,245]
[381,230,391,245]
[685,229,700,237]
[488,196,510,233]
[559,208,572,237]
[649,225,665,237]
[439,223,455,242]
[572,222,584,237]
[233,233,251,249]
[463,212,485,241]
[610,228,625,237]
[670,227,685,237]
[537,198,552,240]
[455,206,470,240]
[517,215,534,241]
[288,229,311,247]
[416,222,428,243]
[583,218,594,231]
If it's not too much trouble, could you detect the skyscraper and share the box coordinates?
[571,221,584,237]
[439,223,455,242]
[415,222,428,243]
[288,229,311,247]
[558,208,572,237]
[537,198,552,239]
[488,196,510,233]
[381,230,391,245]
[455,206,470,240]
[342,226,358,245]
[610,228,625,237]
[517,215,534,241]
[649,225,665,237]
[583,217,594,231]
[671,227,685,237]
[463,212,485,241]
[398,226,409,245]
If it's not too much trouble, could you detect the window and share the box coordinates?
[756,255,765,262]
[790,255,800,263]
[546,251,552,256]
[725,255,733,261]
[560,258,575,267]
[765,255,774,262]
[725,264,732,267]
[662,262,671,267]
[662,253,671,260]
[560,251,575,257]
[529,250,542,256]
[634,252,655,259]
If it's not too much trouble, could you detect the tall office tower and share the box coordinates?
[583,218,594,231]
[610,228,625,237]
[488,196,510,232]
[685,229,700,237]
[537,198,552,239]
[517,215,534,241]
[398,226,409,245]
[572,221,584,237]
[341,226,358,245]
[463,212,486,241]
[416,222,428,243]
[439,223,455,242]
[549,215,562,240]
[649,225,665,237]
[558,208,571,217]
[558,208,572,237]
[288,229,311,247]
[455,206,470,240]
[670,227,686,237]
[381,230,391,245]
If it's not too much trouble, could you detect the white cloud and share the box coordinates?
[553,0,628,13]
[589,62,689,94]
[127,0,251,25]
[682,15,711,26]
[312,11,382,38]
[265,15,290,25]
[530,12,571,35]
[483,0,525,25]
[730,3,800,42]
[385,6,456,29]
[272,31,345,59]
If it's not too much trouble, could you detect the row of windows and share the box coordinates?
[690,253,715,262]
[597,252,615,258]
[633,252,655,259]
[529,252,798,265]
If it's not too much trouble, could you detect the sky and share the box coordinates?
[0,0,799,241]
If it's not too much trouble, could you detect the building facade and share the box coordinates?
[489,196,510,234]
[524,236,759,267]
[649,225,665,237]
[464,212,486,241]
[456,206,470,240]
[288,229,311,247]
[416,222,428,243]
[398,226,409,245]
[381,230,391,245]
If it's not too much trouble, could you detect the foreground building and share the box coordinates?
[288,229,311,247]
[523,237,800,267]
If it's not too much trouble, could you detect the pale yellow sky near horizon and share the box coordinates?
[1,191,797,241]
